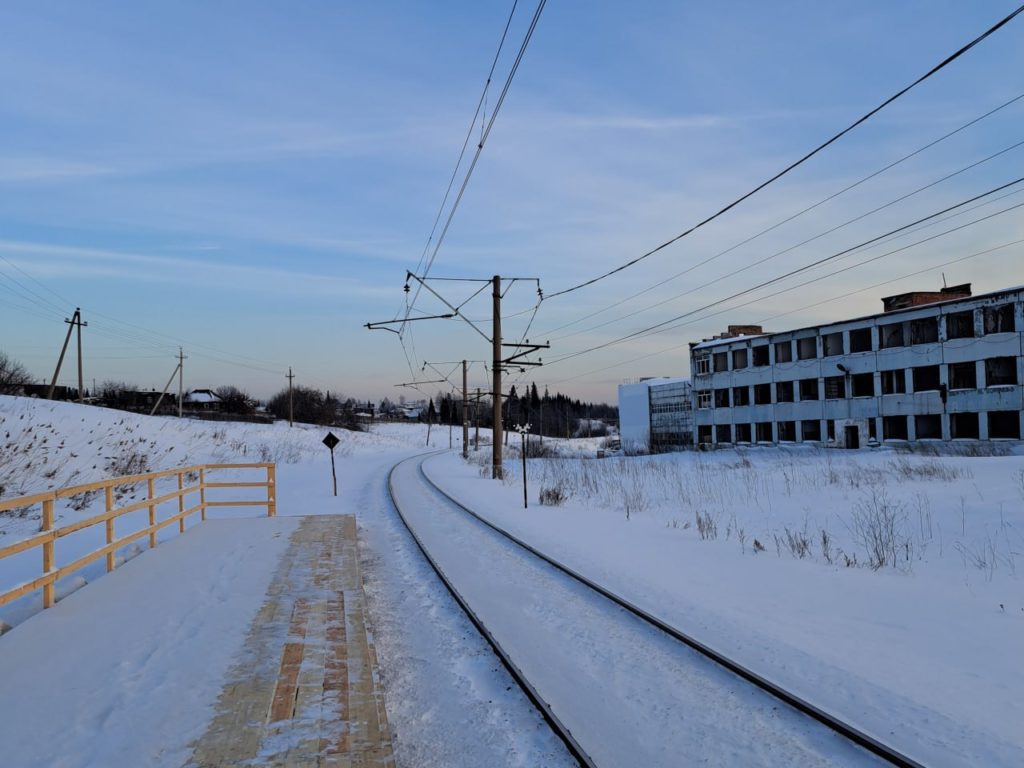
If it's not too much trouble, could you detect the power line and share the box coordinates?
[546,4,1024,299]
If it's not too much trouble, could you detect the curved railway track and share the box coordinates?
[387,452,924,768]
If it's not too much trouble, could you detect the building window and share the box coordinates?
[755,422,773,442]
[732,348,749,370]
[879,323,904,349]
[696,390,712,409]
[910,317,939,345]
[799,378,819,400]
[950,412,979,439]
[946,310,975,339]
[752,345,769,367]
[753,383,772,405]
[697,425,713,444]
[912,365,940,392]
[693,354,711,375]
[777,421,796,441]
[714,388,730,408]
[826,419,835,440]
[732,386,750,406]
[776,381,794,402]
[849,327,872,353]
[713,351,728,372]
[988,411,1021,439]
[775,340,793,363]
[801,420,821,441]
[824,376,846,399]
[915,414,942,439]
[797,336,817,360]
[715,424,732,443]
[868,418,877,439]
[851,373,874,397]
[883,415,908,440]
[734,423,752,443]
[822,332,844,357]
[983,304,1015,334]
[985,357,1018,386]
[881,369,906,394]
[947,361,977,390]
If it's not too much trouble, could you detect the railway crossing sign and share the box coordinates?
[323,432,339,496]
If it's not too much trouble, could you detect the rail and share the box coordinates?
[0,462,276,611]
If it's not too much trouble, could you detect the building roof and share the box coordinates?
[184,389,222,404]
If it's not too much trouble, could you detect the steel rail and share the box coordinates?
[386,453,596,768]
[417,455,927,768]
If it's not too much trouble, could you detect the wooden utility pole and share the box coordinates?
[492,275,503,479]
[286,367,295,427]
[462,360,469,459]
[177,347,184,418]
[150,357,182,416]
[48,308,86,400]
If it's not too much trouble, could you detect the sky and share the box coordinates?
[0,1,1022,404]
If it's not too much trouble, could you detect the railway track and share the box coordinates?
[387,452,924,768]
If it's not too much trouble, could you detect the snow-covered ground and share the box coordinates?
[2,394,1022,766]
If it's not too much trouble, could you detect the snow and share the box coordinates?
[2,393,1022,766]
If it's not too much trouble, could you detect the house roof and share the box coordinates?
[184,389,222,404]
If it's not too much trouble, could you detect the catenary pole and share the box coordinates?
[492,275,503,479]
[462,360,469,459]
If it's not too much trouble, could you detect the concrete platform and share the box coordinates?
[188,515,395,768]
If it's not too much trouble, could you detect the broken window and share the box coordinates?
[777,421,796,441]
[776,381,794,402]
[797,336,818,360]
[697,425,713,444]
[983,304,1015,334]
[734,423,752,442]
[693,354,711,375]
[713,351,728,372]
[714,388,730,408]
[879,323,904,349]
[988,411,1021,439]
[822,332,844,357]
[715,424,732,443]
[910,318,938,345]
[753,383,772,405]
[799,378,819,400]
[824,376,846,399]
[849,327,872,353]
[732,386,750,406]
[946,310,975,339]
[696,390,712,409]
[915,414,942,440]
[755,422,773,442]
[883,416,908,440]
[880,369,906,394]
[774,340,793,363]
[985,357,1017,386]
[851,373,874,397]
[912,365,940,392]
[801,420,821,441]
[752,345,769,366]
[950,412,979,439]
[947,361,977,390]
[732,348,748,370]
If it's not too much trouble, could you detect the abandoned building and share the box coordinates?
[617,377,694,452]
[688,284,1023,447]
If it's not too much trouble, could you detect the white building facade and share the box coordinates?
[689,285,1024,448]
[617,377,693,452]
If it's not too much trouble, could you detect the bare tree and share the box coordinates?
[0,351,32,395]
[214,385,256,415]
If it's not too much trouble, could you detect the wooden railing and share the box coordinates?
[0,462,276,611]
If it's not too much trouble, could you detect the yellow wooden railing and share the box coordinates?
[0,462,276,611]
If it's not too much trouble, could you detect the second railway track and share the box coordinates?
[387,452,924,768]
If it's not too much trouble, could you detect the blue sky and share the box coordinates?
[1,1,1022,403]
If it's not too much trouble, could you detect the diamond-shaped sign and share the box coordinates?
[322,432,340,450]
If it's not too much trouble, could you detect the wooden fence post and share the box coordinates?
[199,467,207,521]
[267,464,276,517]
[147,477,156,548]
[42,496,55,608]
[178,471,185,533]
[105,486,115,572]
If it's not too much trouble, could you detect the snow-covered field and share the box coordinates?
[2,394,1022,766]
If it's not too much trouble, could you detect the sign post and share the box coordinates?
[322,431,340,497]
[514,423,531,509]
